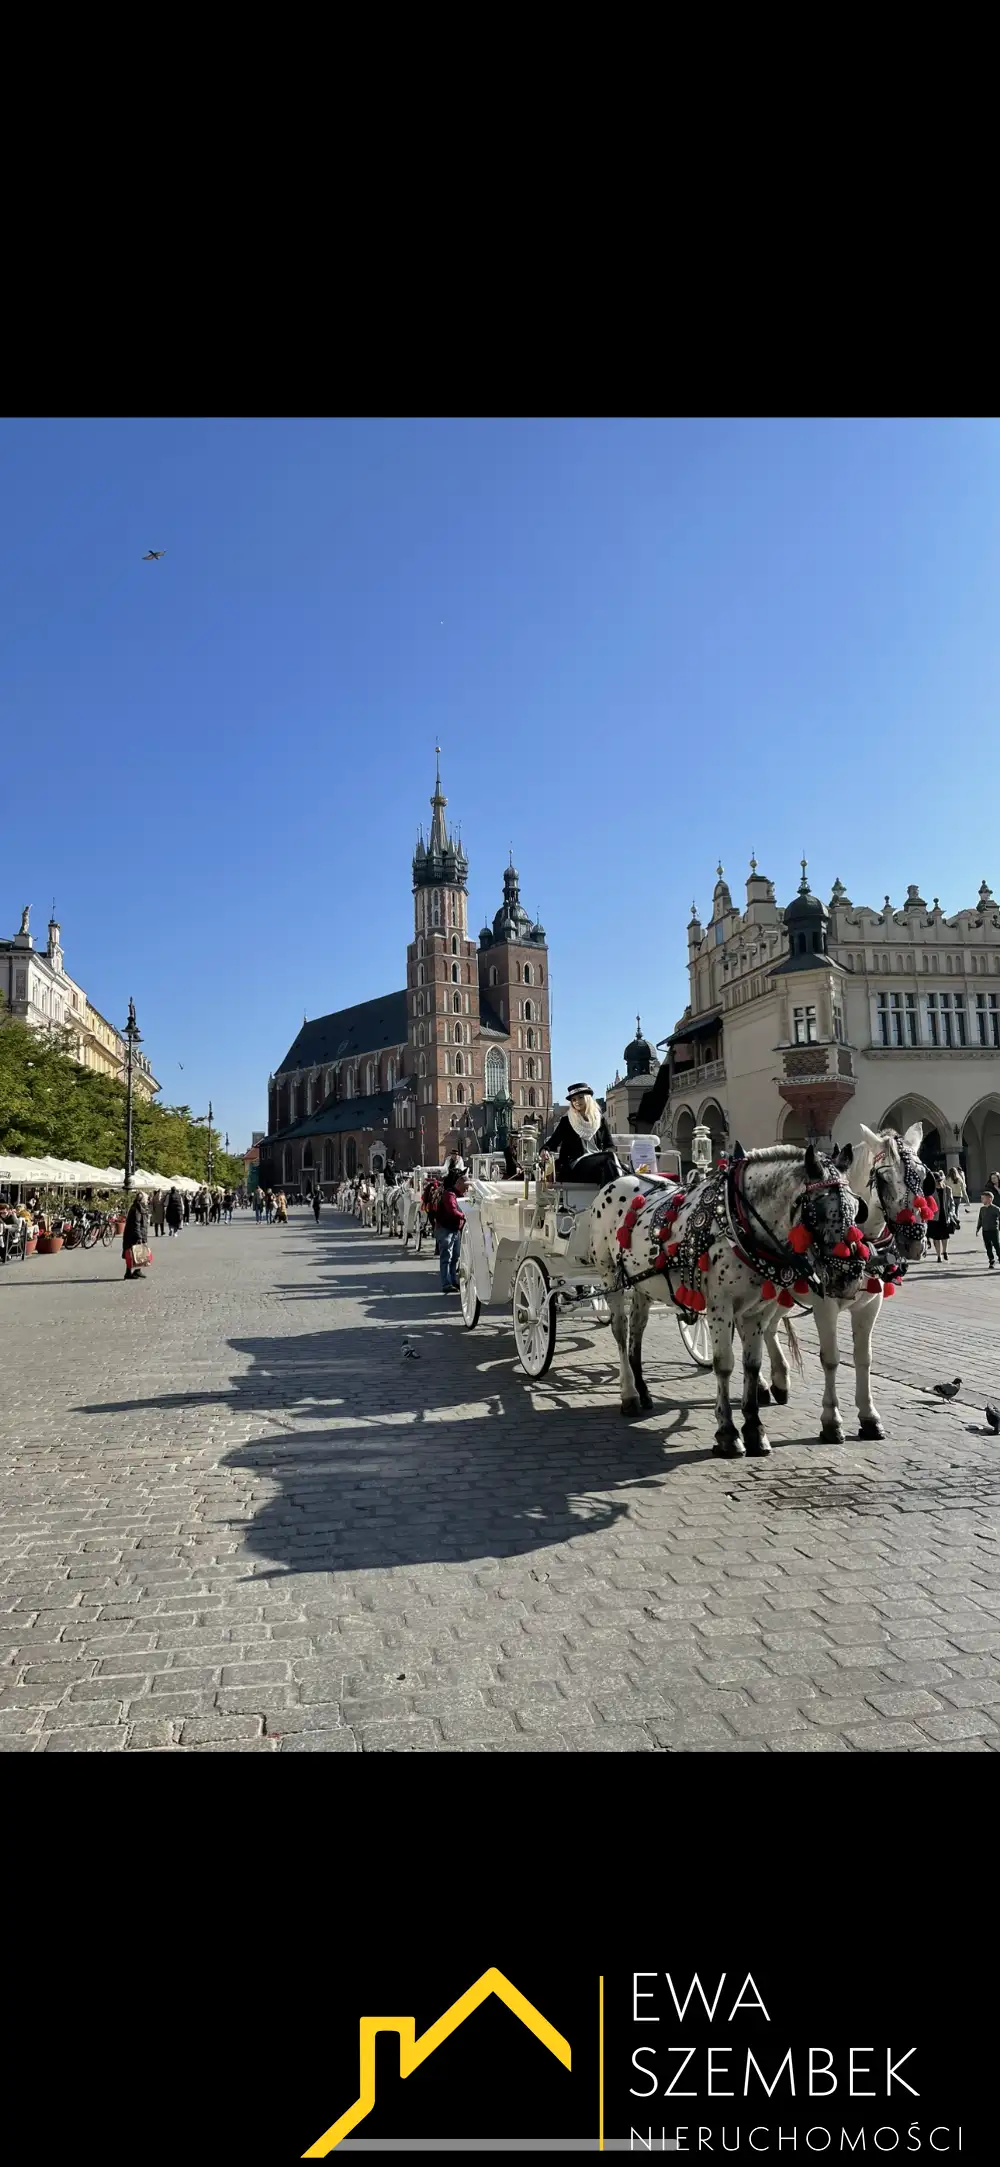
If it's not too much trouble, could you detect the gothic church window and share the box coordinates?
[346,1068,355,1098]
[454,1024,462,1043]
[524,1000,533,1022]
[455,1054,463,1076]
[366,1062,376,1095]
[526,1028,534,1049]
[386,1058,395,1089]
[419,1053,426,1077]
[528,1088,536,1107]
[456,1085,464,1103]
[485,1047,507,1099]
[489,966,498,986]
[451,963,459,982]
[523,963,532,985]
[452,936,458,955]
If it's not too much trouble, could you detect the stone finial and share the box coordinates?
[749,851,758,874]
[798,856,809,896]
[717,860,724,880]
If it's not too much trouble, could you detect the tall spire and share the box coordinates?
[428,743,449,855]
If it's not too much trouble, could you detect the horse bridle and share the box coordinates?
[730,1159,862,1275]
[868,1139,931,1244]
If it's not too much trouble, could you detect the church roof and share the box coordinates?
[268,1089,398,1143]
[478,994,508,1036]
[276,992,407,1075]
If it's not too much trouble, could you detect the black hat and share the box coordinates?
[567,1082,593,1098]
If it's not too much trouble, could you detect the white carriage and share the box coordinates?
[457,1136,715,1377]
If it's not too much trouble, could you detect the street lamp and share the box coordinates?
[206,1100,215,1186]
[122,998,142,1195]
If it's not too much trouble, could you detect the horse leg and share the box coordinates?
[762,1314,790,1405]
[851,1290,885,1440]
[739,1313,771,1456]
[609,1290,641,1417]
[628,1292,654,1411]
[813,1296,845,1444]
[711,1307,743,1456]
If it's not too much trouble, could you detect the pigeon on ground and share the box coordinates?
[142,549,165,561]
[986,1402,1000,1433]
[931,1378,962,1400]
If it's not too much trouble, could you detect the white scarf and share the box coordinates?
[568,1100,600,1147]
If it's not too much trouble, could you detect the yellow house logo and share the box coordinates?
[303,1966,572,2157]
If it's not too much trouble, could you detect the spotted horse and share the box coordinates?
[588,1142,882,1455]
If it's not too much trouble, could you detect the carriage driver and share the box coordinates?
[542,1085,621,1185]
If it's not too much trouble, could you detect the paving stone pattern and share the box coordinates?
[2,1205,1000,1752]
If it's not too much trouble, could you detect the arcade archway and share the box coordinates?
[877,1095,949,1170]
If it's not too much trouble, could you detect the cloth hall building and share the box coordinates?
[260,763,552,1191]
[634,860,1000,1196]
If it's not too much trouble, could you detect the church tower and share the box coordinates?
[478,857,551,1138]
[407,750,476,1165]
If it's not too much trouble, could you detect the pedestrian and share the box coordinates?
[183,1193,191,1224]
[977,1191,1000,1270]
[435,1168,467,1294]
[274,1190,288,1224]
[264,1189,274,1224]
[254,1191,263,1223]
[312,1191,321,1224]
[947,1166,968,1216]
[166,1185,183,1237]
[929,1170,958,1262]
[122,1190,150,1280]
[223,1190,234,1223]
[151,1189,167,1238]
[990,1170,1000,1205]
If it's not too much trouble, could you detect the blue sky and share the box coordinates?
[2,417,998,1147]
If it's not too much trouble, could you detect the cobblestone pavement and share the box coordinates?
[2,1204,1000,1752]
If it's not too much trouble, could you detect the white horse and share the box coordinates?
[590,1134,925,1455]
[755,1121,933,1442]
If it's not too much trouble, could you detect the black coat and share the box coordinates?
[166,1190,183,1229]
[542,1113,616,1182]
[122,1196,149,1257]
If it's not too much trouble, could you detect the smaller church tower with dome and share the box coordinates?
[605,1017,657,1134]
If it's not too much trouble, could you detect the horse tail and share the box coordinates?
[782,1316,805,1375]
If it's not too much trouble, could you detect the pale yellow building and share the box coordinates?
[639,860,1000,1194]
[1,907,160,1101]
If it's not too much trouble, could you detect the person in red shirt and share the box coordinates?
[436,1170,468,1293]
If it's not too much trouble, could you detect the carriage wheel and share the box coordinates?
[677,1310,714,1369]
[512,1257,557,1378]
[459,1249,481,1329]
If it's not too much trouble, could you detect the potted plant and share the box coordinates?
[36,1231,64,1254]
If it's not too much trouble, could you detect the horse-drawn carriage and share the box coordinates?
[457,1136,714,1377]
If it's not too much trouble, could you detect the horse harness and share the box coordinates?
[614,1156,910,1312]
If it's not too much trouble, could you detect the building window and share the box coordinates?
[528,1088,536,1107]
[386,1058,395,1089]
[419,1053,426,1077]
[346,1139,357,1176]
[418,1024,424,1047]
[489,966,498,986]
[452,936,458,955]
[345,1067,355,1098]
[455,1053,463,1076]
[526,1058,535,1080]
[876,993,890,1045]
[456,1084,464,1104]
[905,993,918,1044]
[976,992,1000,1046]
[926,993,939,1046]
[954,994,968,1046]
[793,1005,817,1045]
[451,963,459,982]
[453,992,461,1013]
[431,890,441,926]
[485,1046,507,1099]
[524,1000,533,1022]
[366,1061,376,1094]
[523,963,532,985]
[526,1027,534,1049]
[454,1024,462,1043]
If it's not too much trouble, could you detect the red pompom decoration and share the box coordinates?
[667,1241,679,1256]
[848,1225,864,1242]
[697,1252,710,1272]
[655,1252,669,1270]
[832,1241,851,1258]
[882,1282,896,1297]
[788,1224,812,1254]
[858,1243,870,1260]
[865,1277,882,1294]
[777,1289,795,1308]
[896,1208,915,1226]
[793,1278,810,1295]
[760,1280,777,1301]
[689,1290,706,1312]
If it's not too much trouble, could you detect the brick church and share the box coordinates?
[259,759,552,1192]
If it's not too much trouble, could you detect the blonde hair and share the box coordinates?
[573,1093,600,1128]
